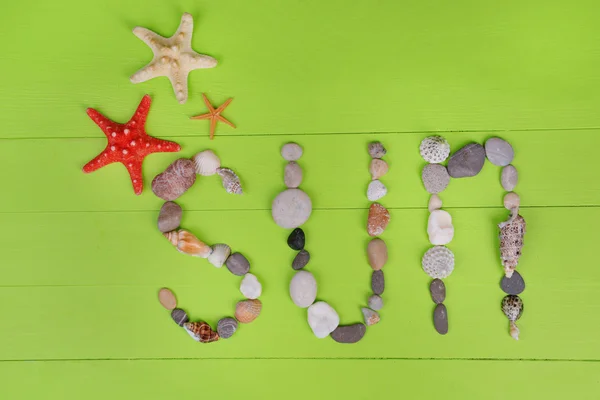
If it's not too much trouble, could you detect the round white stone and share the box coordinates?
[281,143,303,161]
[307,301,340,339]
[367,180,387,201]
[240,273,262,299]
[272,189,312,229]
[289,270,317,308]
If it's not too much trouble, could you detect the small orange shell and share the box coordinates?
[176,230,213,258]
[235,299,262,323]
[163,231,179,246]
[183,322,219,343]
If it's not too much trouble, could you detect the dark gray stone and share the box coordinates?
[171,308,189,326]
[157,201,182,233]
[447,143,486,178]
[371,270,385,295]
[292,249,310,270]
[429,279,446,304]
[226,253,250,276]
[217,317,238,339]
[433,303,448,335]
[500,270,525,295]
[330,323,366,343]
[287,228,305,250]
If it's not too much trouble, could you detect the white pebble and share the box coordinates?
[427,210,454,245]
[367,180,388,201]
[307,301,340,338]
[289,270,317,308]
[428,194,442,212]
[240,273,262,299]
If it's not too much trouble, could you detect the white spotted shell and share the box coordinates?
[217,167,243,195]
[427,210,454,245]
[422,246,455,279]
[419,136,451,163]
[207,243,231,268]
[193,150,221,176]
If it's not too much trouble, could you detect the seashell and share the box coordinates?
[151,158,196,201]
[422,164,450,194]
[192,150,221,176]
[235,299,262,323]
[504,192,520,211]
[422,246,455,279]
[498,213,526,278]
[369,159,389,180]
[367,180,387,201]
[367,203,390,237]
[368,142,386,159]
[163,230,179,246]
[217,167,243,195]
[501,295,523,340]
[428,194,442,212]
[207,243,231,268]
[183,321,219,343]
[361,307,380,326]
[176,230,213,258]
[427,210,454,245]
[419,136,450,163]
[158,288,177,310]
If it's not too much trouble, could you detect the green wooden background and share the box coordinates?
[2,0,600,398]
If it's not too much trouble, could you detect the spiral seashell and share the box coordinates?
[183,321,220,343]
[193,150,221,176]
[422,246,455,279]
[498,213,526,278]
[419,136,451,163]
[501,295,523,340]
[207,243,231,268]
[176,230,213,258]
[163,230,179,246]
[235,299,262,323]
[217,167,243,195]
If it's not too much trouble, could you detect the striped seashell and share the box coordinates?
[207,243,231,268]
[183,322,219,343]
[163,230,179,246]
[192,150,221,176]
[235,299,262,323]
[498,213,526,278]
[176,230,213,258]
[217,167,243,195]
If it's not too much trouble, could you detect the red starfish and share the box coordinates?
[190,93,235,140]
[83,95,181,195]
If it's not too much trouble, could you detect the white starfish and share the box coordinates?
[130,13,217,104]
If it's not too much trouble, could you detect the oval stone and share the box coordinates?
[371,270,385,295]
[429,279,446,304]
[292,249,311,270]
[422,164,450,194]
[368,294,383,310]
[226,253,250,276]
[367,238,388,270]
[287,228,305,250]
[151,159,196,201]
[284,161,303,188]
[447,143,486,178]
[433,303,449,335]
[157,201,182,233]
[368,142,386,159]
[307,301,340,338]
[289,270,317,308]
[217,317,238,339]
[500,270,525,295]
[428,194,442,212]
[485,137,514,166]
[330,323,366,343]
[504,192,521,210]
[281,143,303,161]
[158,288,177,310]
[501,165,518,191]
[171,308,189,326]
[240,273,262,299]
[272,189,312,229]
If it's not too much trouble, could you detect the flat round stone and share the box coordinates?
[330,323,366,343]
[226,253,250,276]
[281,143,303,161]
[485,137,514,166]
[368,294,383,310]
[158,288,177,310]
[368,142,386,159]
[433,303,449,335]
[422,164,450,194]
[290,270,317,308]
[367,238,388,270]
[170,308,189,326]
[501,165,518,191]
[272,189,312,229]
[500,270,525,295]
[284,161,303,188]
[217,317,238,339]
[429,279,446,304]
[287,228,305,250]
[371,270,385,295]
[157,201,182,233]
[447,143,486,178]
[292,249,311,270]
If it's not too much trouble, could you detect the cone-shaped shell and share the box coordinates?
[217,167,243,195]
[176,230,213,258]
[498,213,526,277]
[193,150,221,176]
[183,321,219,343]
[163,230,179,246]
[235,299,262,323]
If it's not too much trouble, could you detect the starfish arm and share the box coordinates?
[201,93,216,113]
[130,62,167,84]
[217,115,236,129]
[123,159,144,195]
[128,95,152,127]
[83,149,115,173]
[132,27,164,52]
[144,136,182,154]
[168,69,190,104]
[184,52,218,70]
[216,98,233,113]
[210,116,217,140]
[190,113,212,120]
[174,13,194,48]
[86,108,119,137]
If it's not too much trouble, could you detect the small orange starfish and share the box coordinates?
[190,94,235,140]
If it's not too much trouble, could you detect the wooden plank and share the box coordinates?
[2,1,600,139]
[2,130,599,213]
[2,359,599,399]
[1,208,598,360]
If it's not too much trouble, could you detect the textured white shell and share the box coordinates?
[193,150,221,176]
[367,180,387,201]
[207,243,231,268]
[217,167,243,195]
[422,246,455,279]
[427,210,454,245]
[419,136,451,163]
